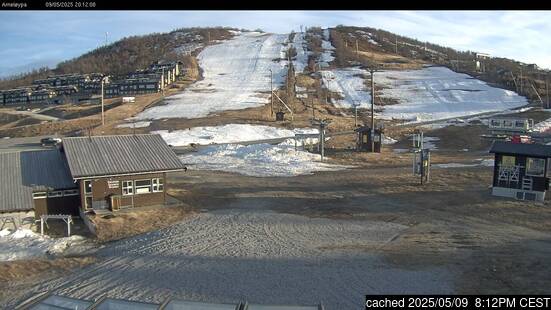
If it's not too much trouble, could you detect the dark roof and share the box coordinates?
[0,150,76,212]
[489,141,551,158]
[62,134,185,179]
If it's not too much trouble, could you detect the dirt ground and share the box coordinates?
[0,257,96,302]
[90,203,195,242]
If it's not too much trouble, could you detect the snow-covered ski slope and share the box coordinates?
[377,66,528,122]
[320,68,372,108]
[321,65,528,123]
[137,32,289,120]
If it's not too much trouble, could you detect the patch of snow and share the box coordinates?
[136,32,289,120]
[290,32,309,75]
[0,229,95,262]
[116,121,151,128]
[393,148,409,153]
[180,141,351,177]
[383,136,397,145]
[434,158,494,169]
[320,67,371,108]
[153,124,317,146]
[375,66,529,123]
[319,29,335,67]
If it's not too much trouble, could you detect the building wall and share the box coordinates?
[492,153,549,192]
[78,172,166,211]
[33,195,80,218]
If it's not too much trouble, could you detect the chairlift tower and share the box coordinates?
[311,118,331,162]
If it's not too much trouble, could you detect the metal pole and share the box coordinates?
[370,70,375,152]
[320,124,325,162]
[40,217,44,236]
[546,74,549,109]
[101,78,105,126]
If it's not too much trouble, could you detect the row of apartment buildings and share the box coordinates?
[0,61,184,105]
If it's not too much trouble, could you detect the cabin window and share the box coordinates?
[503,120,513,128]
[152,178,164,192]
[490,120,501,127]
[122,180,134,196]
[47,191,63,198]
[84,180,92,194]
[33,192,47,199]
[501,155,516,167]
[135,179,152,194]
[63,189,79,196]
[526,157,545,177]
[515,121,525,128]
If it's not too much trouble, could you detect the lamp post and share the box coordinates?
[100,76,107,126]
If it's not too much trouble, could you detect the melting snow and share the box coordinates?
[153,124,317,146]
[0,229,95,261]
[137,32,289,120]
[320,67,371,108]
[156,124,349,177]
[116,121,151,128]
[376,66,528,122]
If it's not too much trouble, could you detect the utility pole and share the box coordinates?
[395,36,398,54]
[546,73,549,109]
[100,76,106,126]
[370,68,376,152]
[356,40,359,59]
[105,32,108,46]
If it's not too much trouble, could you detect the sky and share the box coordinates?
[0,11,550,77]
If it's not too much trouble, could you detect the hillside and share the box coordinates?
[329,25,549,105]
[0,27,236,89]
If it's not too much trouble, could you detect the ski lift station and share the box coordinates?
[489,141,551,202]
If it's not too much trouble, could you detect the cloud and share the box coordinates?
[0,10,550,76]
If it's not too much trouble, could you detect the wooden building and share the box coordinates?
[61,134,186,212]
[356,126,383,153]
[0,150,79,218]
[0,134,186,219]
[489,141,551,202]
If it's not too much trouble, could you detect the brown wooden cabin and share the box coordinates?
[489,141,551,202]
[0,134,186,218]
[61,134,186,213]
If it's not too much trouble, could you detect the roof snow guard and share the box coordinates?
[62,134,186,179]
[489,141,551,158]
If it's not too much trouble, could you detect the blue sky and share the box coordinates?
[0,11,550,77]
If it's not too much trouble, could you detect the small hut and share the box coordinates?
[489,141,551,201]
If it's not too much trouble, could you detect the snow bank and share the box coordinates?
[0,229,94,261]
[180,141,351,177]
[137,32,289,120]
[376,66,528,122]
[433,158,494,169]
[320,67,371,108]
[153,124,316,146]
[155,124,347,177]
